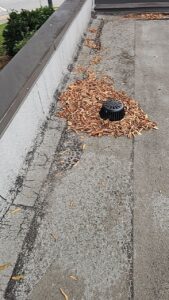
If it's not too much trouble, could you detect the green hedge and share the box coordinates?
[3,6,54,56]
[0,23,6,56]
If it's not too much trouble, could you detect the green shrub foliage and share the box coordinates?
[3,6,54,56]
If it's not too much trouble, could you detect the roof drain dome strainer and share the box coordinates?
[99,99,125,121]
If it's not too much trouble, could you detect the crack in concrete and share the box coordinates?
[0,194,7,201]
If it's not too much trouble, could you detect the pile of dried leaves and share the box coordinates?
[124,13,169,20]
[58,71,157,138]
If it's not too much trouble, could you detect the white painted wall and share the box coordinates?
[0,0,92,200]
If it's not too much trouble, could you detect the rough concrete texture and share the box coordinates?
[0,206,34,299]
[1,14,169,300]
[134,21,169,300]
[0,114,66,299]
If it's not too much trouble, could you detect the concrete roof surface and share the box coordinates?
[1,14,169,300]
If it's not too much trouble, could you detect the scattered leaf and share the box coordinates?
[68,121,72,126]
[10,208,21,215]
[69,201,76,208]
[69,275,78,281]
[98,180,106,187]
[73,161,79,167]
[80,136,85,141]
[90,55,102,65]
[0,263,11,271]
[60,288,69,300]
[12,275,24,281]
[89,28,97,33]
[50,233,58,241]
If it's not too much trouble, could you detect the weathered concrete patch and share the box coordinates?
[14,136,133,300]
[0,115,65,219]
[4,127,84,300]
[14,117,65,207]
[0,114,66,298]
[0,206,34,300]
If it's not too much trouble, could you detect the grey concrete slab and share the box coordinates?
[26,136,133,300]
[134,20,169,300]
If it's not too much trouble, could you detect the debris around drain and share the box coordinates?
[58,71,157,138]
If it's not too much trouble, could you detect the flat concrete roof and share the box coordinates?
[1,12,169,300]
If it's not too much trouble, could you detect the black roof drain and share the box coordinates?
[99,99,125,121]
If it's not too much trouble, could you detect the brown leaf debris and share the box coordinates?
[58,71,157,138]
[88,28,97,33]
[69,275,78,281]
[84,38,100,50]
[50,233,58,241]
[10,207,22,215]
[0,263,11,271]
[124,13,169,20]
[90,55,102,65]
[60,288,69,300]
[12,275,24,281]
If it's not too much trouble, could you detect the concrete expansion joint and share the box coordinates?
[128,137,135,300]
